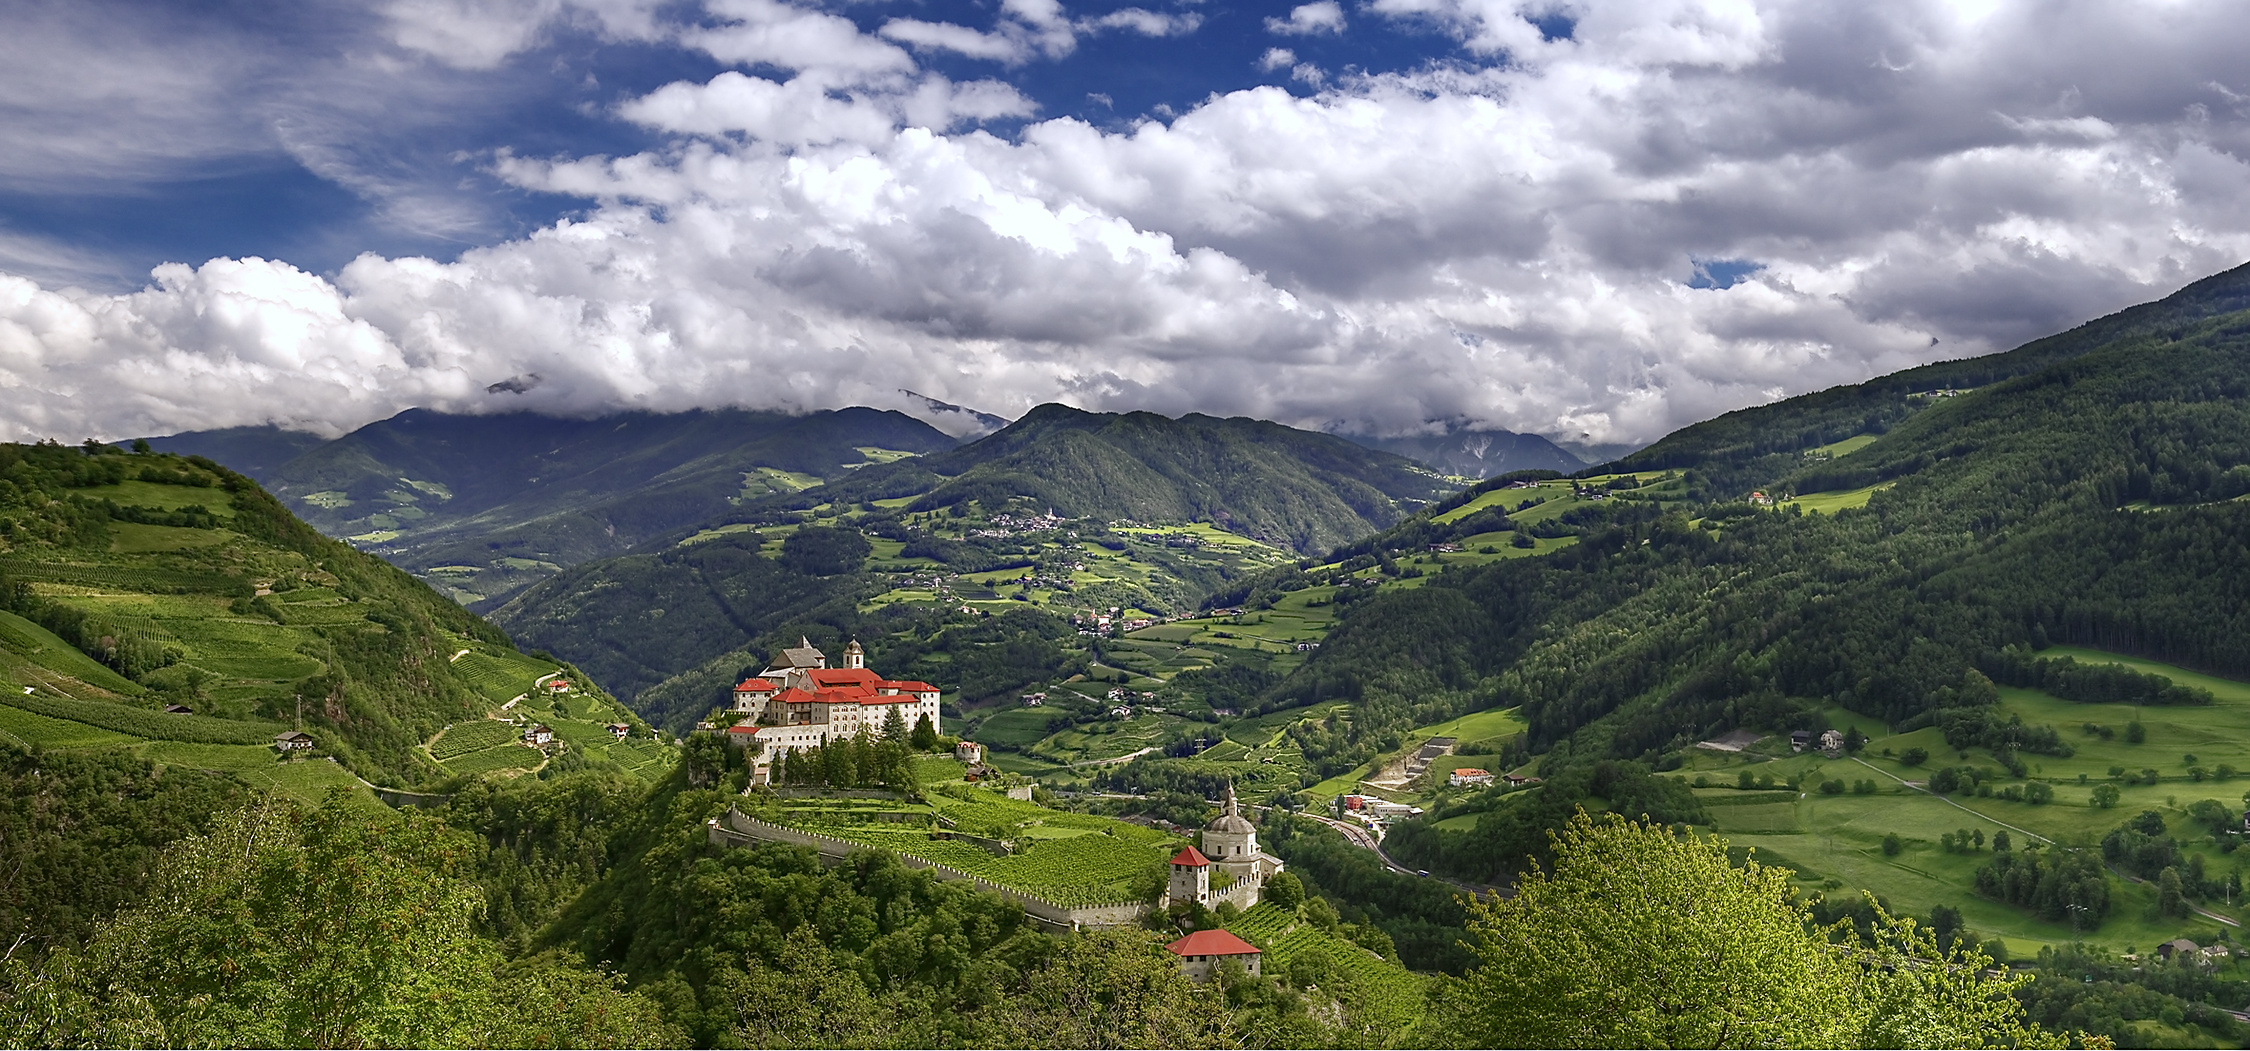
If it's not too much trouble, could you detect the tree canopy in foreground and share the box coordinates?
[1438,811,2067,1049]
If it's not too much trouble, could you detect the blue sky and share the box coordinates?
[2,0,2248,445]
[1,0,1466,287]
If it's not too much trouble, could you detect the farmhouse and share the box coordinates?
[163,703,193,714]
[1164,928,1262,981]
[274,730,315,753]
[1449,768,1495,787]
[522,724,554,746]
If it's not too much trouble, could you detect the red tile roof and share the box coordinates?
[734,678,778,691]
[1169,846,1210,867]
[808,668,881,687]
[884,681,939,693]
[1165,929,1260,958]
[725,724,759,735]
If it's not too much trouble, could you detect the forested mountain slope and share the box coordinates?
[1270,276,2250,768]
[787,404,1454,555]
[489,405,1452,726]
[0,442,578,786]
[1607,260,2250,495]
[163,407,958,609]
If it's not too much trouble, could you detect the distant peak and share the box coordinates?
[895,390,1012,439]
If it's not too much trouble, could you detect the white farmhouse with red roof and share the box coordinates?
[1164,928,1262,981]
[726,638,941,778]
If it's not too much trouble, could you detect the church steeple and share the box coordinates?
[844,638,865,669]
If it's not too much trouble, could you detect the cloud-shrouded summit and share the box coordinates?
[1,0,2247,445]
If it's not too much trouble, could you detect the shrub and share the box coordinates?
[1899,747,1928,767]
[1882,833,1902,856]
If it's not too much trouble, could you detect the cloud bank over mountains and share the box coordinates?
[1,0,2247,444]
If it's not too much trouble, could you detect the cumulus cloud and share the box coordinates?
[1258,47,1298,73]
[1267,2,1346,36]
[3,0,2250,450]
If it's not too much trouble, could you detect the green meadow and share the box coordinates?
[1673,647,2250,956]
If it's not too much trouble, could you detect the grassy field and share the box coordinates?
[1667,648,2250,956]
[1803,434,1879,460]
[771,780,1181,905]
[1781,482,1893,515]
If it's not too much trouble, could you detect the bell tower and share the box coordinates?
[844,639,865,669]
[1167,845,1211,907]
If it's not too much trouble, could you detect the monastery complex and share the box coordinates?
[724,638,940,781]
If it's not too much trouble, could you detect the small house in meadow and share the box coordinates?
[2158,939,2201,962]
[1790,730,1812,753]
[607,723,631,739]
[1449,768,1495,787]
[523,724,555,746]
[1819,729,1844,756]
[274,731,315,753]
[955,741,985,764]
[163,704,193,715]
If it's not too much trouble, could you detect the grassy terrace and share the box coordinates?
[764,778,1180,906]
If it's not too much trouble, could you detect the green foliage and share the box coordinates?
[779,525,872,575]
[0,795,679,1048]
[1223,903,1429,1044]
[1972,847,2110,926]
[1434,812,2053,1049]
[1984,648,2214,706]
[1382,760,1707,884]
[0,743,248,953]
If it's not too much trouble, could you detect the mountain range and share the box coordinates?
[157,407,960,609]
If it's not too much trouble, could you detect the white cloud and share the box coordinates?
[880,19,1033,64]
[690,0,916,81]
[4,0,2250,449]
[1258,48,1298,73]
[1267,2,1347,36]
[380,0,671,69]
[1086,9,1204,37]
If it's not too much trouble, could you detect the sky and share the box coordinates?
[1,0,2248,447]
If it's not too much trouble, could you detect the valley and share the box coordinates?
[12,264,2250,1047]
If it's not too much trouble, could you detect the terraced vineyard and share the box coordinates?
[772,781,1178,906]
[1225,903,1430,1032]
[452,647,557,706]
[442,743,544,776]
[429,719,520,759]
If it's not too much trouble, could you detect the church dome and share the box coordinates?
[1208,781,1254,834]
[1208,811,1255,834]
